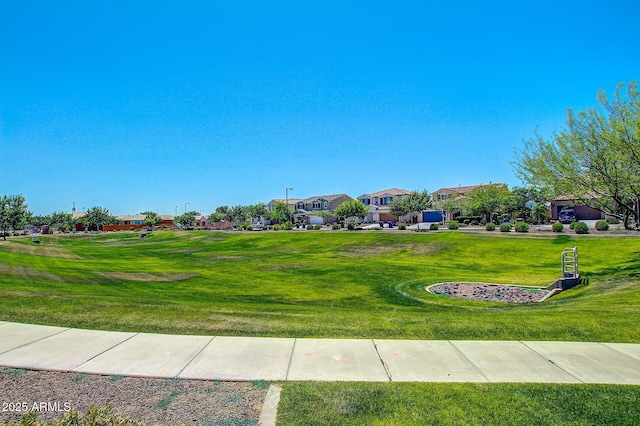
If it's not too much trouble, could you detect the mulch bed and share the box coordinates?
[0,367,267,425]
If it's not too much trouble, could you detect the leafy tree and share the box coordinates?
[84,206,116,232]
[140,211,162,227]
[247,202,268,221]
[228,205,249,222]
[266,201,289,224]
[30,214,52,227]
[515,81,640,229]
[432,196,468,222]
[334,199,370,224]
[175,211,197,228]
[50,211,75,232]
[468,185,513,223]
[389,189,432,218]
[0,194,29,239]
[213,205,231,221]
[508,186,552,222]
[210,211,226,222]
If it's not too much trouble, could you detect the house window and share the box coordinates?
[323,201,328,209]
[313,201,321,209]
[362,199,369,205]
[297,202,304,210]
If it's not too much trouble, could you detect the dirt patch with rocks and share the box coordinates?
[428,282,550,303]
[0,367,267,425]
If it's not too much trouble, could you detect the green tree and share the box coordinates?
[266,202,289,224]
[508,186,552,221]
[0,194,30,239]
[175,211,197,228]
[228,205,249,222]
[84,206,116,232]
[468,185,513,223]
[50,211,75,232]
[432,197,467,223]
[247,202,268,221]
[389,189,432,218]
[140,211,162,228]
[515,81,640,229]
[334,199,370,224]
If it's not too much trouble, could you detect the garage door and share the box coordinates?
[309,216,324,225]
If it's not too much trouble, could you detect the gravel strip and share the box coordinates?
[0,367,268,425]
[429,282,550,303]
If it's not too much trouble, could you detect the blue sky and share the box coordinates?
[1,1,639,216]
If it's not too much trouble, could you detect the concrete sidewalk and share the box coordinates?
[1,321,639,384]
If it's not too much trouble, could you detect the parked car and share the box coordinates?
[558,208,577,224]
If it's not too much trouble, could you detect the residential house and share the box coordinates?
[293,194,353,225]
[357,188,412,223]
[432,183,508,220]
[266,198,302,212]
[550,195,606,221]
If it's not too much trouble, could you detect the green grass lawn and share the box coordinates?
[2,230,639,425]
[0,229,638,342]
[277,382,640,425]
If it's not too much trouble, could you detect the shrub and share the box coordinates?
[463,219,471,225]
[595,220,609,231]
[471,220,480,226]
[282,221,294,230]
[447,220,459,230]
[347,222,356,231]
[552,222,564,232]
[485,222,496,231]
[574,222,589,234]
[569,221,577,230]
[430,223,439,230]
[606,218,620,224]
[331,223,341,230]
[499,223,512,232]
[398,223,407,230]
[455,215,482,223]
[515,222,529,233]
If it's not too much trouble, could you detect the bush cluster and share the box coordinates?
[499,223,512,232]
[347,222,356,231]
[398,223,407,230]
[430,223,439,230]
[552,222,564,232]
[331,223,341,230]
[455,215,482,224]
[569,222,577,230]
[574,222,590,234]
[514,222,529,233]
[447,220,459,230]
[307,224,322,230]
[595,220,609,231]
[485,222,496,231]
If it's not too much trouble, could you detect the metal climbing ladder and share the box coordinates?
[562,247,579,279]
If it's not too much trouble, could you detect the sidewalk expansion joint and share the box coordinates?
[449,340,491,382]
[284,338,297,381]
[175,336,216,379]
[74,332,140,371]
[519,341,585,384]
[371,339,392,382]
[0,326,71,356]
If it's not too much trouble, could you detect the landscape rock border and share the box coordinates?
[427,282,551,303]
